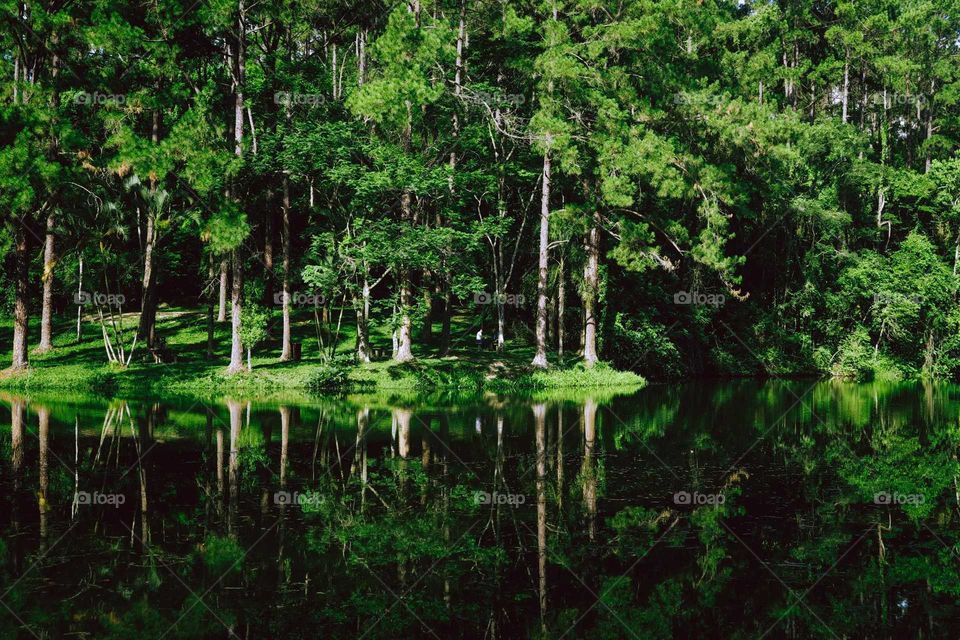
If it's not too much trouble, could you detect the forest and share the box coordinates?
[5,2,960,639]
[2,0,960,386]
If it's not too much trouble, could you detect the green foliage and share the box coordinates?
[308,359,353,392]
[608,314,683,379]
[196,534,245,577]
[239,304,270,351]
[3,0,960,386]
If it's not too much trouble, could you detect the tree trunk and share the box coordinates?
[841,53,849,124]
[76,254,83,342]
[226,10,245,373]
[395,272,414,362]
[228,251,245,373]
[137,212,157,348]
[355,301,371,363]
[496,295,506,353]
[355,276,371,363]
[532,147,551,368]
[38,213,56,352]
[925,79,935,173]
[436,2,465,359]
[207,253,216,358]
[280,176,293,360]
[547,294,556,347]
[439,281,452,356]
[583,211,600,366]
[11,223,29,370]
[395,191,414,363]
[421,271,433,344]
[218,259,229,321]
[557,254,565,357]
[263,206,274,306]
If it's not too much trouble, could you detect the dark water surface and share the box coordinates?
[2,380,960,639]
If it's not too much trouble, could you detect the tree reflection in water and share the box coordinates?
[1,381,960,638]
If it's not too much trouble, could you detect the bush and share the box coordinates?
[308,359,351,391]
[608,314,682,380]
[832,327,903,381]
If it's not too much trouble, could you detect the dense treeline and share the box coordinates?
[2,0,960,380]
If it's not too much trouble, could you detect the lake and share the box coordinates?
[2,380,959,639]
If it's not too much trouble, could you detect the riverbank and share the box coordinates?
[0,308,644,395]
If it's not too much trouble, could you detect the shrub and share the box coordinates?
[608,314,682,380]
[308,359,351,391]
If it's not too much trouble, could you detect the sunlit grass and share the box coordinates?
[0,305,643,394]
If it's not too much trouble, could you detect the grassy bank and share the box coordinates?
[0,306,643,396]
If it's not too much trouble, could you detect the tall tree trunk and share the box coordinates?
[280,176,293,360]
[355,274,371,363]
[496,294,506,353]
[218,259,229,322]
[395,274,414,361]
[435,0,466,359]
[11,222,29,370]
[263,206,274,307]
[841,53,849,124]
[439,283,452,356]
[557,254,565,357]
[138,110,162,349]
[207,253,216,358]
[420,271,433,344]
[227,10,245,372]
[925,79,935,173]
[532,146,551,368]
[38,213,56,352]
[395,190,414,363]
[583,210,600,366]
[137,212,157,348]
[228,251,245,372]
[38,30,61,354]
[547,294,556,347]
[76,254,84,342]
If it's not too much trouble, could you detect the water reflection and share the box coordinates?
[1,381,960,638]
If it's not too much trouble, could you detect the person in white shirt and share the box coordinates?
[476,328,483,351]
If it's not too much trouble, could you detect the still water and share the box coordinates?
[2,380,960,639]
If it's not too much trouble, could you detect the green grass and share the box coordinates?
[0,305,644,396]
